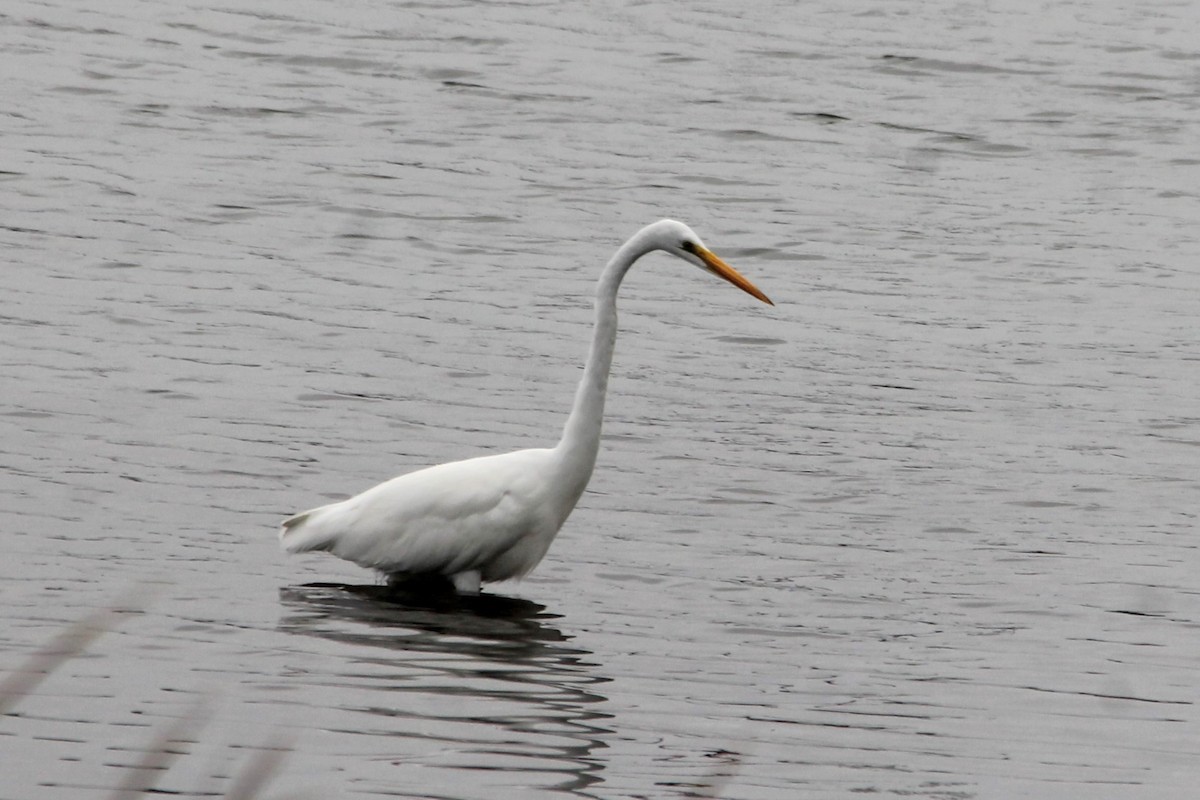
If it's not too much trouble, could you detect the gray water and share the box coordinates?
[2,1,1198,798]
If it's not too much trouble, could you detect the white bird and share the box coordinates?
[280,219,773,594]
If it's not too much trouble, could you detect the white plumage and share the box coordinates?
[280,219,772,594]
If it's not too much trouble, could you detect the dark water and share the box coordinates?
[2,1,1198,798]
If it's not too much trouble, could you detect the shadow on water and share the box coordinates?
[277,583,613,797]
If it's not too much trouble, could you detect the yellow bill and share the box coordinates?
[696,246,774,306]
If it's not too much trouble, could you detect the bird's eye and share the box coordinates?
[680,241,696,254]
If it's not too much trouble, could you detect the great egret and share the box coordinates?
[280,219,772,593]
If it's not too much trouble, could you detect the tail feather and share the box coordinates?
[279,506,338,554]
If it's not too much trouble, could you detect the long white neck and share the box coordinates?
[554,227,659,484]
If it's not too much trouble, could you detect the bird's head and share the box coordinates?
[649,219,773,306]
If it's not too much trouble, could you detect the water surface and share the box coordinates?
[2,1,1198,798]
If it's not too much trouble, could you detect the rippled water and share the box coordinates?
[3,1,1198,798]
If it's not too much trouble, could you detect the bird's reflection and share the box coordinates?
[278,582,612,796]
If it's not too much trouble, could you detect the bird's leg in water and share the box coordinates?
[385,570,480,595]
[385,572,455,594]
[452,570,482,594]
